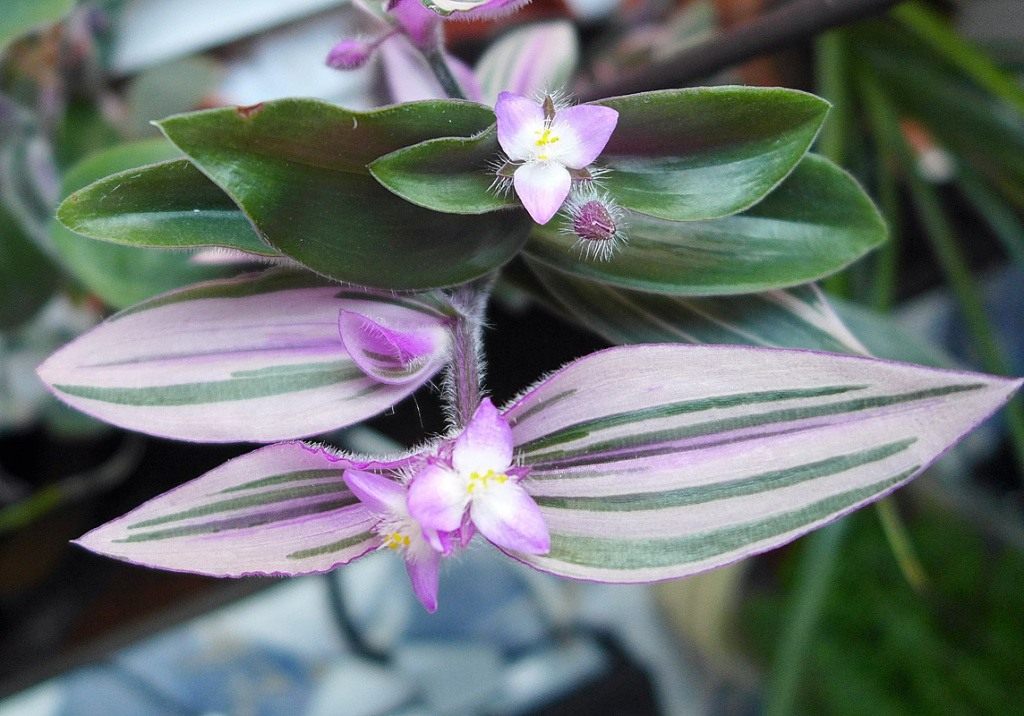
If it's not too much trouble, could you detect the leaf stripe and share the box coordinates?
[523,383,984,466]
[516,384,866,453]
[54,362,368,406]
[541,469,915,570]
[287,532,376,560]
[533,438,915,510]
[508,388,577,427]
[116,497,360,543]
[220,468,344,494]
[130,482,353,529]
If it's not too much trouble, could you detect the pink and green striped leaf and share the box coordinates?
[37,269,454,442]
[74,442,408,576]
[504,345,1020,582]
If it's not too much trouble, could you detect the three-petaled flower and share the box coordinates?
[343,398,549,612]
[494,92,619,225]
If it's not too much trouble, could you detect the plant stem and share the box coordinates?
[425,49,466,100]
[957,163,1024,270]
[581,0,901,99]
[764,520,847,716]
[447,278,492,427]
[875,498,928,592]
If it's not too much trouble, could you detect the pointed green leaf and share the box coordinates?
[525,154,886,295]
[370,86,829,221]
[50,139,239,309]
[158,98,531,290]
[57,159,277,256]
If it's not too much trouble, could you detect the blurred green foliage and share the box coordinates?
[745,503,1024,714]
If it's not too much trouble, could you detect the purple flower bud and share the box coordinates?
[562,189,627,261]
[326,38,375,70]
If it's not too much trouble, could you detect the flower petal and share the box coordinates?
[407,462,468,532]
[496,92,545,162]
[405,549,441,613]
[551,104,619,169]
[513,162,571,225]
[470,481,550,554]
[343,468,408,517]
[452,398,514,475]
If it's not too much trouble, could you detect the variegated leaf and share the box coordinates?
[504,345,1020,582]
[38,270,454,442]
[74,442,405,576]
[475,21,579,105]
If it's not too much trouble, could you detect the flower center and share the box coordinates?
[533,127,560,161]
[466,469,508,494]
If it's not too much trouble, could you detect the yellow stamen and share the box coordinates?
[384,531,410,550]
[466,469,509,494]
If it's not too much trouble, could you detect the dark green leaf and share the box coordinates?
[50,140,237,309]
[525,154,886,295]
[57,159,276,256]
[370,87,830,222]
[158,98,531,289]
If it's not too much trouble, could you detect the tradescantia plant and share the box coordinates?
[37,0,1021,612]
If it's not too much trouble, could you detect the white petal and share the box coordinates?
[496,92,546,162]
[513,162,571,225]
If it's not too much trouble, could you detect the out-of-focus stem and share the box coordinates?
[425,50,466,100]
[764,520,848,716]
[875,498,928,592]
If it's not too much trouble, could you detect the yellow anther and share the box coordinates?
[384,531,409,550]
[534,127,560,148]
[466,469,510,494]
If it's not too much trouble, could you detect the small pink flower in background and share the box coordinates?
[494,92,619,224]
[343,467,445,612]
[408,399,550,555]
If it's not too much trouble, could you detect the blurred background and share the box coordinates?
[1,0,1022,713]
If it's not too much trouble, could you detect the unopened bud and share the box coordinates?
[562,189,627,261]
[326,38,375,70]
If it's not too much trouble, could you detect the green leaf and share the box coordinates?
[595,87,830,220]
[0,202,57,329]
[57,159,277,256]
[0,0,73,50]
[50,139,237,309]
[525,154,886,295]
[370,87,830,222]
[158,98,531,290]
[528,260,867,354]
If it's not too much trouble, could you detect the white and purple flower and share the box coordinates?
[408,398,550,554]
[494,92,619,224]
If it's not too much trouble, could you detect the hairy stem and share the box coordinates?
[581,0,901,99]
[446,278,493,427]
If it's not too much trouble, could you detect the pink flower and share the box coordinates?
[407,399,550,555]
[343,467,446,612]
[495,92,619,224]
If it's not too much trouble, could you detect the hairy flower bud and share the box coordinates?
[562,189,627,261]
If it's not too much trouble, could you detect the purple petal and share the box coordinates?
[496,92,545,162]
[343,468,407,517]
[405,549,440,613]
[387,0,440,48]
[470,481,550,554]
[552,104,619,169]
[339,309,450,385]
[452,398,514,475]
[74,442,382,577]
[513,162,571,225]
[407,462,468,532]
